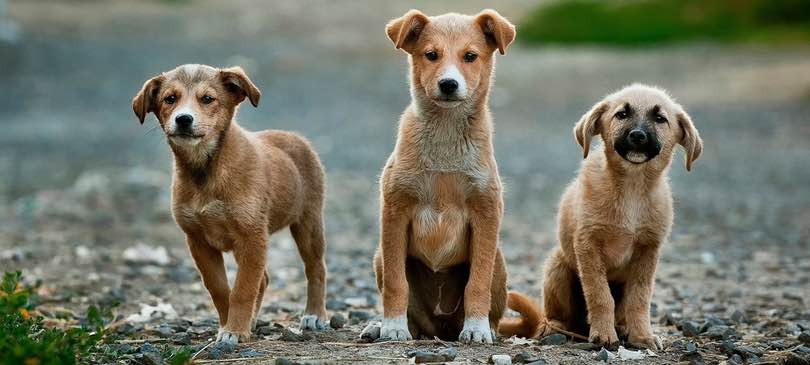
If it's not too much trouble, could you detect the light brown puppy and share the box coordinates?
[132,64,329,344]
[360,10,515,344]
[501,84,702,350]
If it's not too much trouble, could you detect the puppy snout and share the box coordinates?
[438,79,459,95]
[175,114,194,130]
[628,129,648,145]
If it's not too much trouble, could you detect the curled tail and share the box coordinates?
[498,291,543,338]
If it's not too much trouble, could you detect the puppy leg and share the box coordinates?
[539,248,575,337]
[251,271,268,331]
[219,233,267,344]
[290,218,328,330]
[460,195,501,344]
[360,252,385,340]
[622,243,662,350]
[489,249,507,337]
[187,235,230,327]
[378,201,412,340]
[574,235,619,346]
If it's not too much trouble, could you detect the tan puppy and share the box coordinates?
[500,84,702,350]
[360,10,515,344]
[132,64,329,344]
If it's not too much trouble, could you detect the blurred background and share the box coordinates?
[0,0,809,359]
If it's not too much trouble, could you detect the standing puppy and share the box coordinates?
[501,84,703,349]
[361,10,515,343]
[132,64,329,344]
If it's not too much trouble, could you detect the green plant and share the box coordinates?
[0,271,113,365]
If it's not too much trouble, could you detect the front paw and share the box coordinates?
[379,316,412,341]
[629,333,663,350]
[300,314,329,331]
[216,328,250,344]
[588,323,619,347]
[459,317,494,344]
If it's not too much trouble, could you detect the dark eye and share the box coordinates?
[655,114,667,123]
[163,95,176,104]
[201,95,215,104]
[425,50,438,61]
[463,52,478,63]
[615,110,628,120]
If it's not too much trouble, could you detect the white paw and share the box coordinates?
[216,329,240,345]
[360,321,382,340]
[300,314,328,331]
[379,315,412,341]
[459,317,494,344]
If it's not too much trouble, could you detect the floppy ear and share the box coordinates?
[132,75,164,124]
[386,9,430,52]
[574,101,609,158]
[676,111,703,171]
[475,9,516,55]
[220,66,261,107]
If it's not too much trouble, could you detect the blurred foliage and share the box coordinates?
[520,0,810,45]
[0,271,114,365]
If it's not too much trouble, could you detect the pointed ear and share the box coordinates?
[574,101,609,158]
[386,9,430,52]
[132,75,164,124]
[676,111,703,171]
[475,9,516,55]
[220,66,261,107]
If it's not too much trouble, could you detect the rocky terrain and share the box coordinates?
[1,0,809,364]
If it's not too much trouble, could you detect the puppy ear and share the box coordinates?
[386,9,430,52]
[220,67,261,107]
[475,9,516,55]
[574,101,608,158]
[676,111,703,171]
[132,75,164,124]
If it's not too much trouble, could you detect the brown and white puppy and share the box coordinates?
[132,64,329,344]
[360,10,515,343]
[500,84,703,349]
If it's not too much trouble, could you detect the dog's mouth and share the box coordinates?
[615,146,660,164]
[169,132,205,139]
[432,96,465,108]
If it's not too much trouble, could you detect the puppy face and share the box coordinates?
[575,84,703,171]
[132,64,260,152]
[386,10,515,109]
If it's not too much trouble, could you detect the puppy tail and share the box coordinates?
[497,291,544,338]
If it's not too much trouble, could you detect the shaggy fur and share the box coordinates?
[500,84,703,350]
[132,64,328,344]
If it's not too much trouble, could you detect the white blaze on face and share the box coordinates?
[439,64,467,97]
[169,103,196,135]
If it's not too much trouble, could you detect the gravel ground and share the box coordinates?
[1,1,809,364]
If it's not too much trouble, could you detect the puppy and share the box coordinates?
[360,10,515,344]
[132,64,329,344]
[500,84,703,350]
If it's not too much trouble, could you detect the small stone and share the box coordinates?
[685,341,698,353]
[569,342,601,350]
[348,310,371,323]
[256,325,276,336]
[208,341,236,359]
[512,351,532,363]
[437,347,458,361]
[326,299,348,311]
[173,333,192,345]
[720,340,736,355]
[680,351,704,365]
[799,332,810,345]
[771,339,788,350]
[275,358,296,365]
[138,343,163,365]
[596,348,613,362]
[730,309,745,324]
[490,354,512,365]
[682,320,702,337]
[239,348,264,358]
[154,324,173,337]
[409,350,444,363]
[279,327,311,342]
[330,313,347,329]
[255,319,270,328]
[538,333,567,345]
[729,354,743,364]
[526,361,549,365]
[796,345,810,355]
[785,353,810,365]
[703,325,735,340]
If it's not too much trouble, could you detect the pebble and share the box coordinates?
[703,325,735,340]
[348,310,371,324]
[525,361,548,365]
[239,348,264,358]
[785,353,810,365]
[407,347,457,363]
[799,331,810,345]
[138,343,163,365]
[680,351,704,365]
[729,354,743,364]
[490,354,512,365]
[568,342,601,350]
[275,358,296,365]
[682,320,702,337]
[208,341,236,359]
[538,333,567,345]
[596,348,613,362]
[257,325,277,336]
[730,309,745,324]
[330,313,347,329]
[173,333,192,345]
[512,351,533,363]
[685,341,698,353]
[280,327,312,342]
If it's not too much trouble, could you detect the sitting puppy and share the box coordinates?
[500,84,702,350]
[132,64,329,344]
[360,10,516,344]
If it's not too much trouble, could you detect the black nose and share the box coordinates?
[628,129,648,145]
[175,114,194,129]
[438,79,458,95]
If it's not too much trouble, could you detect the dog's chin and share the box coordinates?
[168,134,205,147]
[432,98,464,109]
